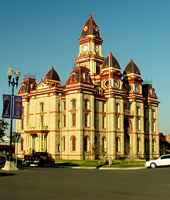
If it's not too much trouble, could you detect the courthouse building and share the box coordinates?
[16,16,159,160]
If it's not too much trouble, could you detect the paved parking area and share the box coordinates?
[0,167,170,200]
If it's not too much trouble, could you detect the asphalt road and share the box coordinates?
[0,167,170,200]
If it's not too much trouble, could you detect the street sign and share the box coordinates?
[2,94,11,118]
[2,95,22,119]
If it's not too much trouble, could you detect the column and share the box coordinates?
[107,97,115,160]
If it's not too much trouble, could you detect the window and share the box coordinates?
[115,116,120,129]
[102,115,106,129]
[72,113,76,127]
[21,117,24,130]
[84,99,90,110]
[137,118,141,131]
[102,102,106,112]
[161,155,170,159]
[96,63,100,74]
[127,102,131,110]
[21,106,24,129]
[152,139,155,153]
[85,113,90,127]
[102,137,106,153]
[137,137,140,154]
[152,110,156,119]
[116,103,120,113]
[116,137,120,153]
[71,136,76,151]
[21,138,24,151]
[152,122,156,132]
[58,102,60,112]
[58,118,60,128]
[63,114,66,127]
[137,106,140,116]
[62,136,65,151]
[40,102,44,128]
[71,99,76,110]
[63,101,66,110]
[84,136,89,152]
[40,115,44,128]
[40,102,44,113]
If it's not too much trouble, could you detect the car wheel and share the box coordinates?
[150,162,156,168]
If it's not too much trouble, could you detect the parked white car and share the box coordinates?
[145,154,170,168]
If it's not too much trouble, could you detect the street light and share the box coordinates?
[2,67,20,171]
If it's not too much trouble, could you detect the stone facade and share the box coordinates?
[16,16,159,160]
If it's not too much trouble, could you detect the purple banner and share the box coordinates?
[13,96,22,119]
[2,94,11,118]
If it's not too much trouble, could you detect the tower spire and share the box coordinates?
[80,15,102,40]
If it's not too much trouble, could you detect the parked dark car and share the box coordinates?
[23,152,55,167]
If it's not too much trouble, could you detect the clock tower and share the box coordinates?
[76,15,104,83]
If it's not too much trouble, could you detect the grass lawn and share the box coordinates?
[109,160,145,168]
[55,159,145,168]
[56,160,105,167]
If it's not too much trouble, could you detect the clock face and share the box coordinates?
[83,26,88,32]
[104,80,112,88]
[114,80,120,89]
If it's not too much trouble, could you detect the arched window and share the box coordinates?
[84,136,89,152]
[71,136,76,151]
[62,136,65,151]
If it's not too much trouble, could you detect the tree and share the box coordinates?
[0,119,8,140]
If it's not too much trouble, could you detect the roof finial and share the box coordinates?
[90,12,95,18]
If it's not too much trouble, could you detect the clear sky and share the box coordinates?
[0,0,170,133]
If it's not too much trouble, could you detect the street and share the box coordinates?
[0,167,170,200]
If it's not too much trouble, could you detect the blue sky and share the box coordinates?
[0,0,170,133]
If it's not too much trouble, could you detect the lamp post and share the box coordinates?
[2,67,20,171]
